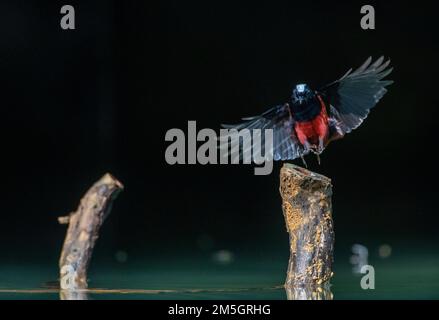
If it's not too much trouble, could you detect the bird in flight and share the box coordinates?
[221,56,393,166]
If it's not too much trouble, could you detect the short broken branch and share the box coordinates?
[58,173,123,289]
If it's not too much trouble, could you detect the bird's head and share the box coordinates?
[291,83,312,104]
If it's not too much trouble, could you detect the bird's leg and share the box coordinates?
[299,139,312,168]
[303,140,312,152]
[317,137,325,154]
[316,153,321,165]
[300,156,308,168]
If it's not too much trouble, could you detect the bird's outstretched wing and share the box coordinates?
[220,104,305,161]
[320,56,393,136]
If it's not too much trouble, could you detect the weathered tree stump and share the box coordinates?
[58,173,123,289]
[280,163,334,289]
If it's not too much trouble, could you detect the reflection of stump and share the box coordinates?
[285,283,333,300]
[60,290,89,300]
[58,173,123,289]
[280,163,334,288]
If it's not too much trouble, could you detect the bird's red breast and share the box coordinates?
[294,94,329,146]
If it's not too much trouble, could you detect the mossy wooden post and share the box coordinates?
[58,173,123,290]
[280,163,334,292]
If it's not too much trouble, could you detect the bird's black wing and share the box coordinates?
[320,56,393,135]
[220,104,306,161]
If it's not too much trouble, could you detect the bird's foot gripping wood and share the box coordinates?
[280,163,334,297]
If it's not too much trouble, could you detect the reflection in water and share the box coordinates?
[285,283,333,300]
[1,285,330,299]
[60,289,89,300]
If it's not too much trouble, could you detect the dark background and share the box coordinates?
[0,0,437,269]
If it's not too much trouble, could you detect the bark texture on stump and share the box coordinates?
[280,163,334,288]
[58,173,123,289]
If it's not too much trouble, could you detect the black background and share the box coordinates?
[0,0,437,266]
